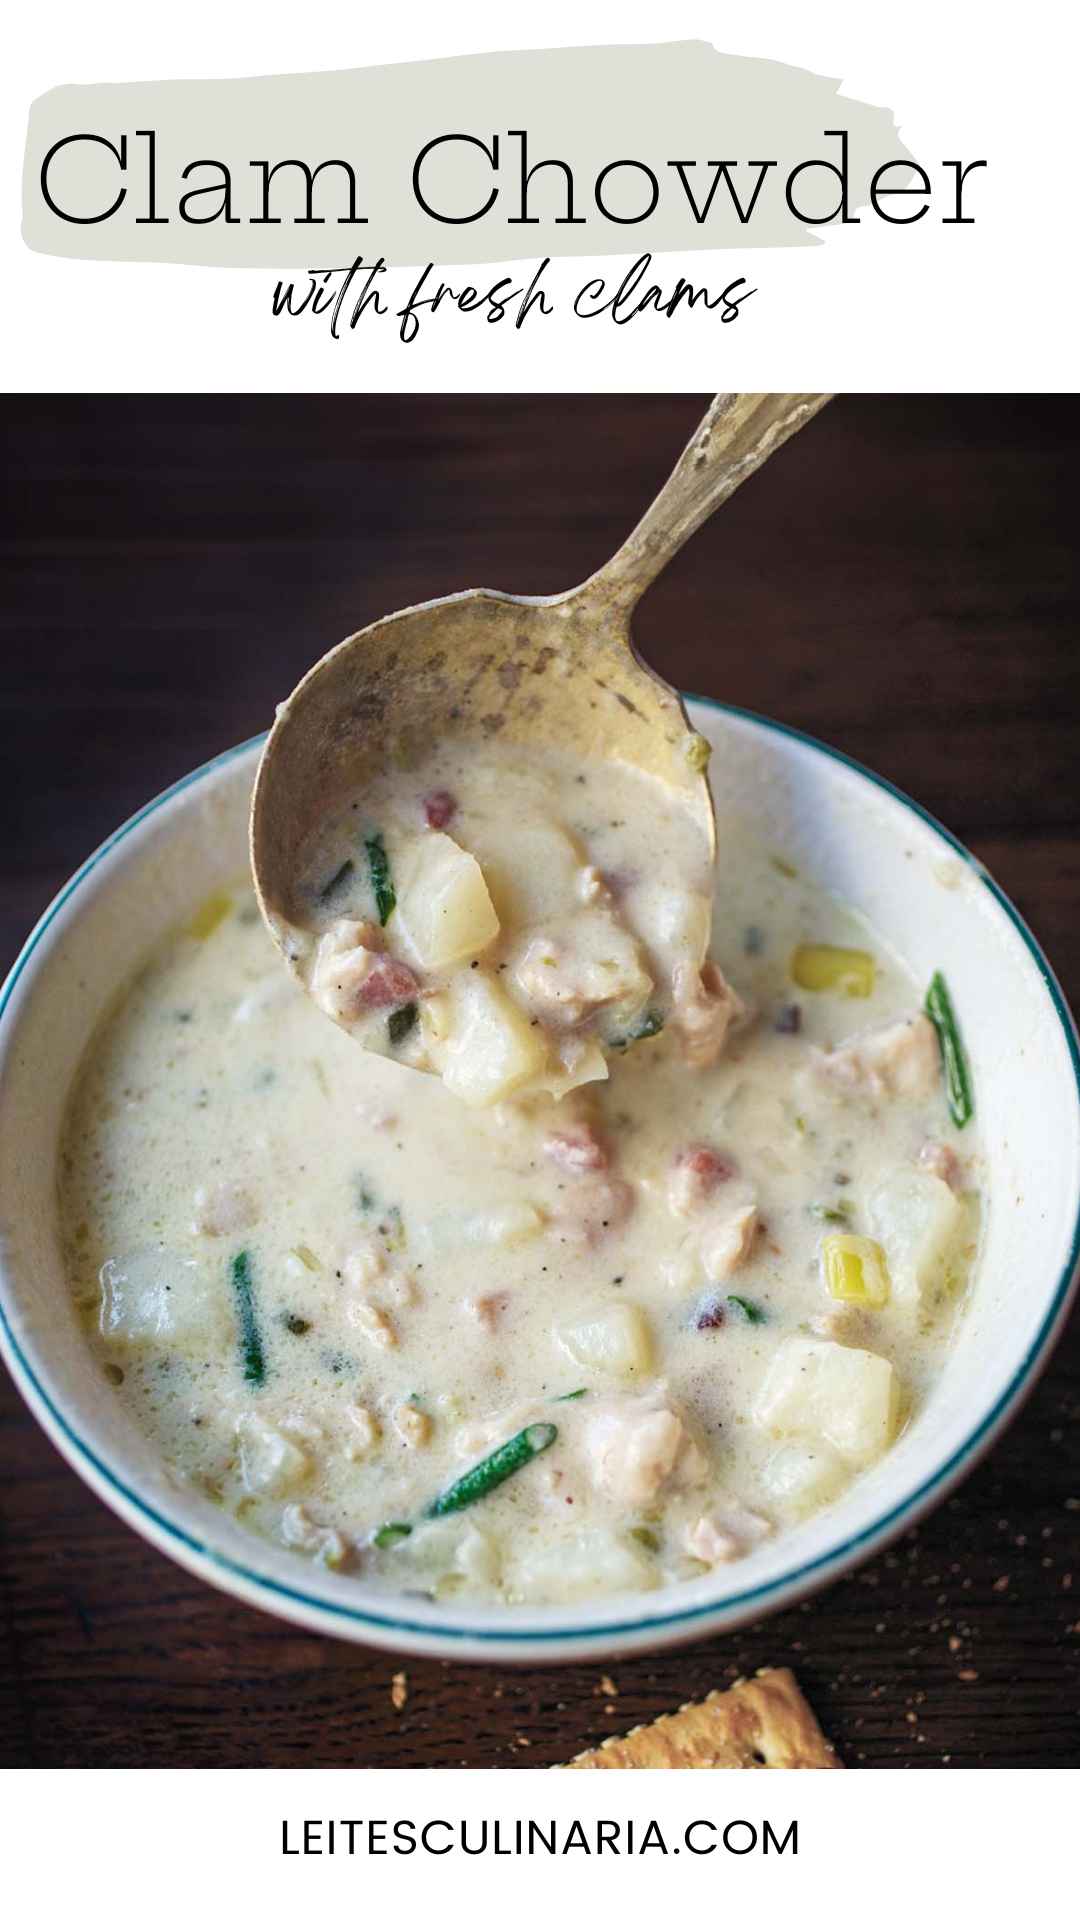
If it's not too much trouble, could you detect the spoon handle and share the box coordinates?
[575,392,832,615]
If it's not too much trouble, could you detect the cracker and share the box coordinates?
[565,1667,841,1769]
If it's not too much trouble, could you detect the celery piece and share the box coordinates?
[790,942,875,998]
[821,1233,890,1309]
[187,890,232,941]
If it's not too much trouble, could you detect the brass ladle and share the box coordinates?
[251,392,831,963]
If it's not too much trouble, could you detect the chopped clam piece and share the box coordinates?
[700,1204,759,1285]
[811,1014,939,1101]
[192,1181,259,1237]
[344,1406,381,1457]
[671,960,746,1068]
[584,1395,706,1506]
[393,1402,432,1448]
[348,1299,397,1348]
[237,1414,311,1495]
[683,1501,771,1565]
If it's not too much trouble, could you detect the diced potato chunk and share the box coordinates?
[763,1441,850,1516]
[421,1203,543,1252]
[791,943,875,997]
[432,972,549,1106]
[389,1517,501,1598]
[821,1232,890,1308]
[98,1248,227,1347]
[533,1034,609,1099]
[467,818,583,927]
[236,1413,311,1495]
[754,1336,900,1465]
[868,1166,963,1309]
[396,831,499,969]
[512,1528,659,1602]
[557,1302,655,1380]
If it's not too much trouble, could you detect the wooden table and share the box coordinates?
[1,394,1077,1768]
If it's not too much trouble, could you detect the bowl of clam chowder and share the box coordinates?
[0,700,1076,1661]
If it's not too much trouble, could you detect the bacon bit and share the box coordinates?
[390,1671,409,1710]
[668,1144,736,1216]
[695,1295,725,1330]
[957,1668,979,1682]
[423,789,457,830]
[356,956,419,1010]
[774,1003,802,1035]
[543,1124,609,1175]
[465,1291,510,1331]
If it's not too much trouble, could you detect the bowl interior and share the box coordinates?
[1,707,1077,1658]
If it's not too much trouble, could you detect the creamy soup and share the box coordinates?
[281,744,724,1102]
[60,789,980,1608]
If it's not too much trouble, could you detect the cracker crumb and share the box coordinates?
[957,1668,979,1682]
[948,1635,962,1652]
[391,1671,408,1710]
[598,1674,619,1698]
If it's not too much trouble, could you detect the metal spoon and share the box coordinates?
[251,392,830,959]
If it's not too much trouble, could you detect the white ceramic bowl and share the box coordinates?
[1,702,1077,1663]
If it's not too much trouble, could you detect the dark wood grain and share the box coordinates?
[1,394,1077,1770]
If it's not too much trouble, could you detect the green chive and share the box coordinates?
[388,1002,417,1046]
[925,971,974,1129]
[811,1201,852,1224]
[426,1423,557,1518]
[230,1251,266,1385]
[727,1294,766,1325]
[365,833,395,925]
[373,1522,412,1549]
